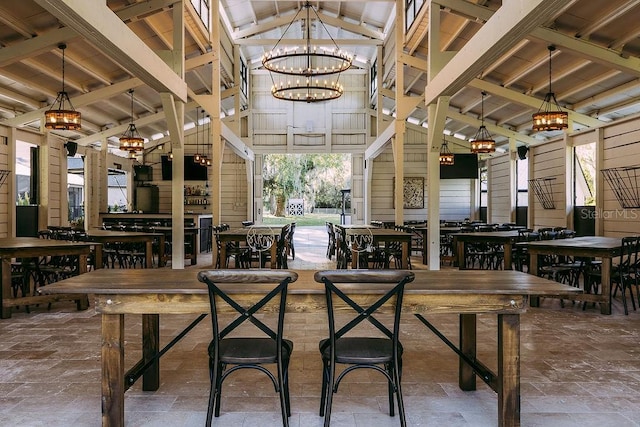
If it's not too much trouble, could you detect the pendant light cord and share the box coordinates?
[129,90,135,125]
[548,46,552,94]
[61,45,66,93]
[480,91,486,127]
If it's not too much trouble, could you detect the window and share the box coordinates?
[240,57,248,98]
[479,166,488,207]
[405,0,425,32]
[191,0,210,30]
[370,58,377,97]
[67,156,85,224]
[516,157,528,208]
[15,141,38,206]
[574,143,595,206]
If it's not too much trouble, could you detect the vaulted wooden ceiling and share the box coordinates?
[1,0,640,154]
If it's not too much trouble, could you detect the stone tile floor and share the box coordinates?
[1,226,640,426]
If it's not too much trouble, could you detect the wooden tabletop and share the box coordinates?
[0,237,94,255]
[40,268,580,297]
[517,236,622,250]
[344,228,411,237]
[451,231,521,240]
[86,230,163,239]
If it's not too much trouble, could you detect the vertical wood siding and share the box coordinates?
[488,154,511,225]
[530,140,567,230]
[601,120,640,237]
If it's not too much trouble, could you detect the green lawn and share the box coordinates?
[262,212,341,226]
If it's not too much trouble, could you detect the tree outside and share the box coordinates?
[262,153,350,217]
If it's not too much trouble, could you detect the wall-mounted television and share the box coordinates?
[440,153,479,179]
[133,165,152,181]
[161,155,208,181]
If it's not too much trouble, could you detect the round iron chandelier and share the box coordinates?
[262,1,352,102]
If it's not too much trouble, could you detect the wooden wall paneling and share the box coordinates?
[530,139,567,230]
[440,180,472,221]
[488,155,511,225]
[601,124,640,236]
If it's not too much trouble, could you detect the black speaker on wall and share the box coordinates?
[65,141,78,157]
[517,145,528,160]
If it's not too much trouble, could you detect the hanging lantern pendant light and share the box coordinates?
[205,115,212,167]
[119,89,144,156]
[194,109,201,163]
[439,139,455,165]
[44,44,81,130]
[471,91,495,154]
[532,45,568,132]
[194,108,208,164]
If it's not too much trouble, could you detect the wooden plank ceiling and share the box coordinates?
[0,0,639,155]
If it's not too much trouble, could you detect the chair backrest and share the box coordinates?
[198,270,298,349]
[314,270,415,354]
[334,226,351,269]
[619,236,640,273]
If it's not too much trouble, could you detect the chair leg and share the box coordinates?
[319,361,329,416]
[277,360,290,427]
[206,359,219,427]
[385,362,395,416]
[393,362,407,427]
[323,360,336,427]
[284,365,292,417]
[214,362,225,417]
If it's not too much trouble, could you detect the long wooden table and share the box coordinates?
[452,231,521,270]
[217,226,284,268]
[153,226,199,265]
[517,236,623,315]
[337,226,412,269]
[0,237,95,318]
[86,230,164,268]
[413,226,461,265]
[40,268,579,427]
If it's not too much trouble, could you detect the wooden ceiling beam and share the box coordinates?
[424,0,568,106]
[35,0,187,102]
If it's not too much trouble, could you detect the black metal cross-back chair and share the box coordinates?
[314,269,415,427]
[197,269,298,427]
[584,236,640,314]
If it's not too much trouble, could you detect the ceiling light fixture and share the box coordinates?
[205,115,211,167]
[262,1,352,102]
[470,91,495,154]
[193,109,207,164]
[532,45,568,132]
[119,89,145,157]
[439,138,455,165]
[44,44,81,130]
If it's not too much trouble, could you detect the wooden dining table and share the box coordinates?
[413,226,461,265]
[86,230,164,268]
[40,268,579,427]
[517,236,623,315]
[0,237,95,318]
[152,226,199,265]
[451,230,522,270]
[217,225,285,268]
[337,226,413,269]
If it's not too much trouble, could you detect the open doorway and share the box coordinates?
[261,153,351,226]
